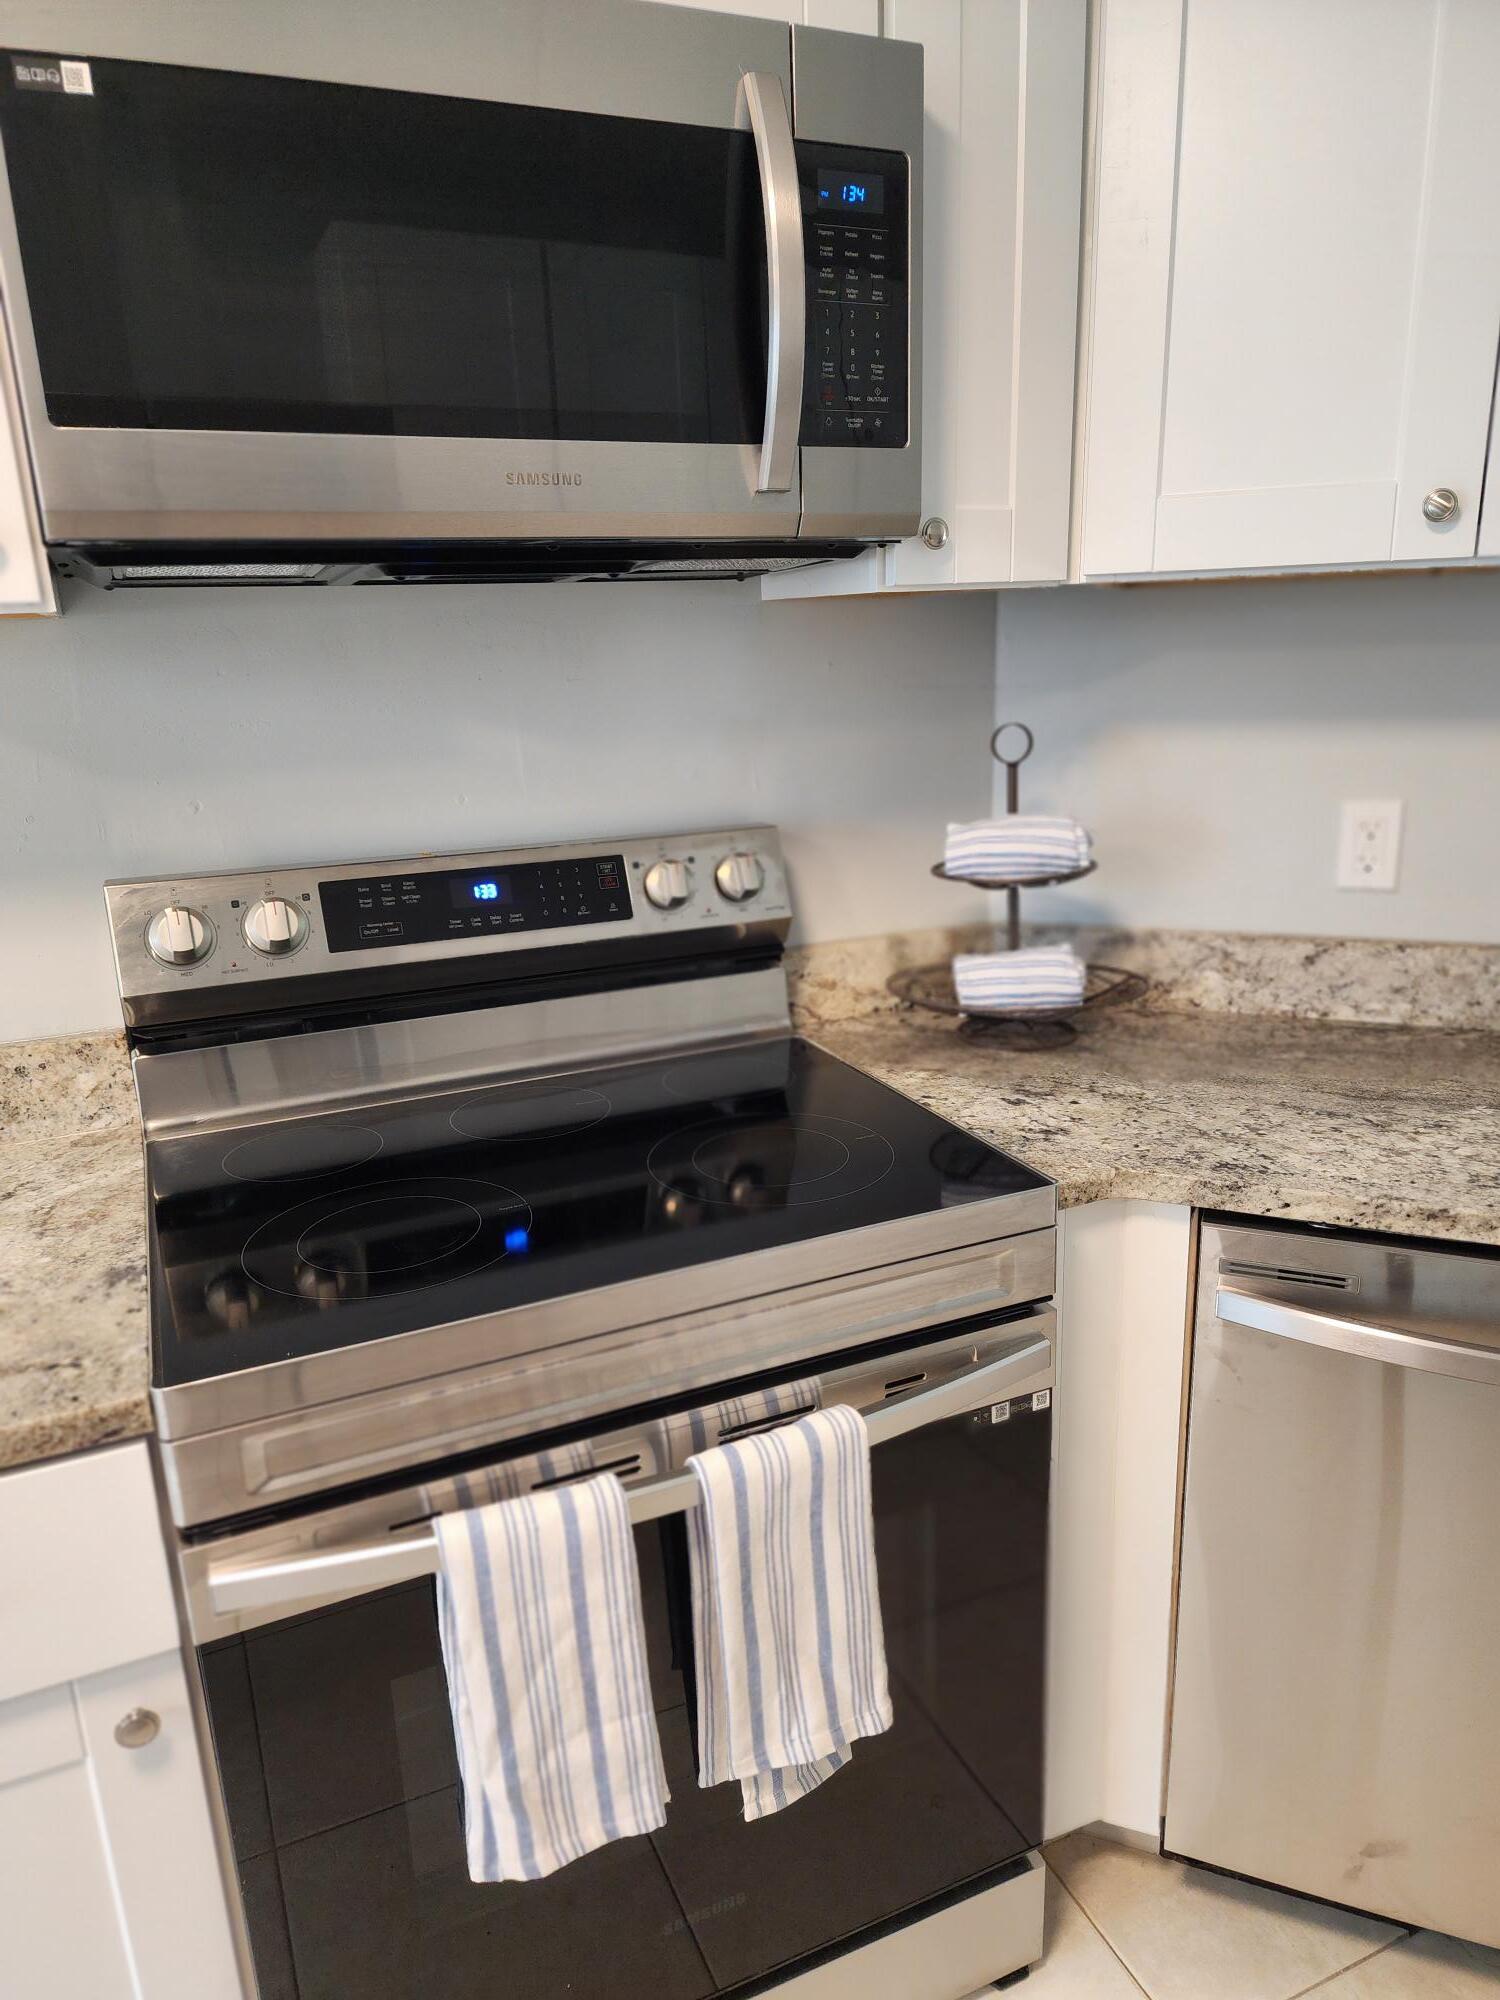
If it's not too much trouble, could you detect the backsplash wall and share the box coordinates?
[994,568,1500,944]
[0,580,996,1041]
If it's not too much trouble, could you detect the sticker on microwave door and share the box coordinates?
[988,1401,1012,1424]
[1032,1389,1052,1413]
[11,56,92,94]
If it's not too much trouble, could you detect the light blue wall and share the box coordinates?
[995,568,1500,943]
[0,579,995,1038]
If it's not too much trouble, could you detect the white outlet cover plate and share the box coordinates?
[1337,799,1403,891]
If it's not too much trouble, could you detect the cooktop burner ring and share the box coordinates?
[448,1085,611,1144]
[294,1194,484,1275]
[647,1113,897,1210]
[222,1123,385,1182]
[690,1122,851,1189]
[239,1175,533,1303]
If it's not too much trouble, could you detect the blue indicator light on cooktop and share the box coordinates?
[504,1226,531,1253]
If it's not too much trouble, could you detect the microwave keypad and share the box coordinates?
[797,145,908,449]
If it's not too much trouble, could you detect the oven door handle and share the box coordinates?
[204,1332,1050,1618]
[740,70,805,494]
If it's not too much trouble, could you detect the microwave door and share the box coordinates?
[0,0,803,546]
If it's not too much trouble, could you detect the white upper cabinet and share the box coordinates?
[1078,0,1500,580]
[765,0,1087,598]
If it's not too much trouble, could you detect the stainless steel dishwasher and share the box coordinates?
[1164,1214,1500,1949]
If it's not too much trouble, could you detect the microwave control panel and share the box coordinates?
[797,143,909,450]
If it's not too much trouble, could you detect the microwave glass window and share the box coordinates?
[0,59,768,444]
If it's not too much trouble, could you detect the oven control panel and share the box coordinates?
[105,826,790,1019]
[798,142,909,450]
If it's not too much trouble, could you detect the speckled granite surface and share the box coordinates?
[1,1031,151,1469]
[4,924,1499,1471]
[813,1008,1500,1248]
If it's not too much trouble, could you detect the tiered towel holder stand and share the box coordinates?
[887,722,1146,1047]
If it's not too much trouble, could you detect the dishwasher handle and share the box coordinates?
[206,1332,1051,1618]
[1215,1287,1500,1388]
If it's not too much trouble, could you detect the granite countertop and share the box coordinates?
[1,1037,152,1469]
[813,1006,1500,1248]
[4,930,1499,1472]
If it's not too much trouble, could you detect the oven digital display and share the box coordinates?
[816,168,885,214]
[319,854,631,952]
[450,874,509,909]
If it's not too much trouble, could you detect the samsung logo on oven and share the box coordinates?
[506,471,584,488]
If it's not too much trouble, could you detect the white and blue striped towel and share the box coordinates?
[686,1403,892,1822]
[678,1377,822,1461]
[953,944,1087,1014]
[944,816,1092,881]
[433,1474,669,1883]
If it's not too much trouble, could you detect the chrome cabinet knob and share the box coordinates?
[243,896,308,957]
[114,1708,161,1750]
[1422,487,1459,523]
[146,904,213,967]
[920,516,950,550]
[643,859,691,911]
[714,852,765,903]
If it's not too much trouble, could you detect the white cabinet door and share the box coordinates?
[0,1445,244,1999]
[1080,0,1500,579]
[765,0,1086,599]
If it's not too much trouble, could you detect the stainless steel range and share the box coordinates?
[106,825,1056,2000]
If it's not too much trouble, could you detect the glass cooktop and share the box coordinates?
[147,1038,1049,1387]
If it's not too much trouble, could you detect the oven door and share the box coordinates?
[0,1,806,547]
[184,1313,1052,1999]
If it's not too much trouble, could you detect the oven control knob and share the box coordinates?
[243,896,309,957]
[146,904,213,967]
[643,859,691,910]
[714,851,765,903]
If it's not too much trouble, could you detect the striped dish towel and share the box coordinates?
[679,1377,822,1460]
[945,815,1092,880]
[953,944,1087,1013]
[433,1474,669,1882]
[686,1403,892,1821]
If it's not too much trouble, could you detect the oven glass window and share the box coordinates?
[0,59,767,444]
[197,1405,1048,1998]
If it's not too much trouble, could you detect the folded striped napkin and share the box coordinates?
[686,1403,892,1821]
[433,1475,669,1883]
[945,815,1092,881]
[953,944,1087,1014]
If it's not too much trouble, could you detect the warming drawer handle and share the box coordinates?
[740,70,805,494]
[1215,1288,1500,1388]
[204,1334,1050,1618]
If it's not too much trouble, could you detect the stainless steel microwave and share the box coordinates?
[0,1,922,586]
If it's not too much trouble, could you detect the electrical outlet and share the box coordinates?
[1336,799,1403,891]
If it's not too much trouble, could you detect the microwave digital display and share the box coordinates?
[816,169,885,215]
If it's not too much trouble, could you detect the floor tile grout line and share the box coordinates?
[1281,1934,1408,2000]
[1049,1866,1154,1998]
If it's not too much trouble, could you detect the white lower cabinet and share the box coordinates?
[1046,1201,1192,1846]
[0,1444,242,2000]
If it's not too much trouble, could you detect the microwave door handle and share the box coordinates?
[740,70,805,493]
[205,1331,1051,1619]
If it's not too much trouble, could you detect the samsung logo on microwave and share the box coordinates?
[506,471,583,488]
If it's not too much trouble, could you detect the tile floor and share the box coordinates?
[982,1833,1500,1999]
